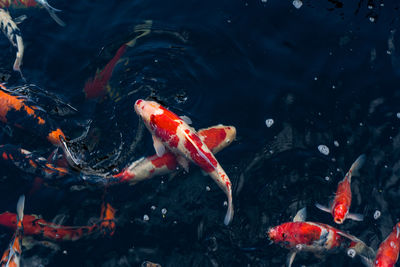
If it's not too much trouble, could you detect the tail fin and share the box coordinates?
[349,154,366,177]
[36,0,66,26]
[16,195,25,223]
[224,197,234,225]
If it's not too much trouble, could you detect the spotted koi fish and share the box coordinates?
[268,208,375,267]
[0,202,116,242]
[134,100,234,225]
[0,9,24,74]
[113,125,236,185]
[0,0,65,26]
[361,223,400,267]
[0,195,24,267]
[316,155,366,224]
[0,144,68,179]
[0,84,66,146]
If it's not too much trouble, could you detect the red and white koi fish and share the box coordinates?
[316,154,366,224]
[0,0,65,26]
[0,9,24,75]
[361,223,400,267]
[0,195,25,267]
[134,100,234,225]
[113,125,236,185]
[268,208,374,267]
[0,84,67,146]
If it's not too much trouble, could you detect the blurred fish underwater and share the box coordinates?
[0,0,400,266]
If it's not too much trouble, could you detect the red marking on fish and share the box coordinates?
[374,223,400,267]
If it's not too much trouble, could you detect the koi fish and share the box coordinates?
[134,100,234,225]
[316,155,366,224]
[0,144,68,179]
[84,43,128,99]
[113,125,236,185]
[0,9,24,75]
[0,203,116,242]
[361,223,400,267]
[0,0,65,27]
[268,208,375,267]
[98,202,116,236]
[0,195,25,267]
[0,84,66,146]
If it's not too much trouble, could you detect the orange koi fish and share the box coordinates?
[134,100,234,225]
[0,195,25,267]
[361,223,400,267]
[0,0,65,26]
[0,203,116,242]
[0,84,66,146]
[268,208,374,267]
[113,125,236,184]
[316,155,365,224]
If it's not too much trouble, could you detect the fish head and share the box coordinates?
[333,204,347,224]
[267,225,286,243]
[134,99,166,129]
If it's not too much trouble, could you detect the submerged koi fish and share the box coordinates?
[0,144,68,179]
[0,195,24,267]
[0,0,65,26]
[0,84,66,146]
[0,9,24,74]
[113,125,236,184]
[0,203,116,242]
[134,100,234,225]
[316,155,366,224]
[361,223,400,267]
[268,208,374,267]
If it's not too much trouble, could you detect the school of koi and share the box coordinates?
[0,1,398,267]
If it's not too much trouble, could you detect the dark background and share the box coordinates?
[0,0,399,266]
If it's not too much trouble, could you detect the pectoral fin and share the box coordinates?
[286,251,297,267]
[14,15,27,25]
[346,212,364,221]
[293,207,307,222]
[176,156,189,172]
[315,203,331,214]
[180,115,192,125]
[152,135,165,157]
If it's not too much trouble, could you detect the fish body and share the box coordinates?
[113,125,236,184]
[268,208,374,267]
[0,144,68,179]
[134,100,234,225]
[316,155,365,224]
[0,9,24,74]
[0,84,66,146]
[0,196,24,267]
[372,223,400,267]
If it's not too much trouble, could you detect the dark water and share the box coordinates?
[1,0,400,266]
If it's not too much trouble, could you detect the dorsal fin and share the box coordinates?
[293,208,306,222]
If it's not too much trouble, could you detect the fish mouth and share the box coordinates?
[334,218,343,224]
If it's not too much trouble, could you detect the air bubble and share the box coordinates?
[374,210,381,220]
[161,208,167,215]
[265,119,274,128]
[151,205,156,210]
[143,214,149,221]
[334,141,339,147]
[347,248,356,258]
[396,112,400,119]
[293,0,303,9]
[223,201,228,207]
[369,17,375,22]
[318,145,330,155]
[206,186,211,191]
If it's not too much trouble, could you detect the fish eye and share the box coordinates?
[282,233,286,238]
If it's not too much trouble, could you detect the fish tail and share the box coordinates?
[348,154,366,179]
[43,4,66,27]
[224,196,234,225]
[16,195,25,225]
